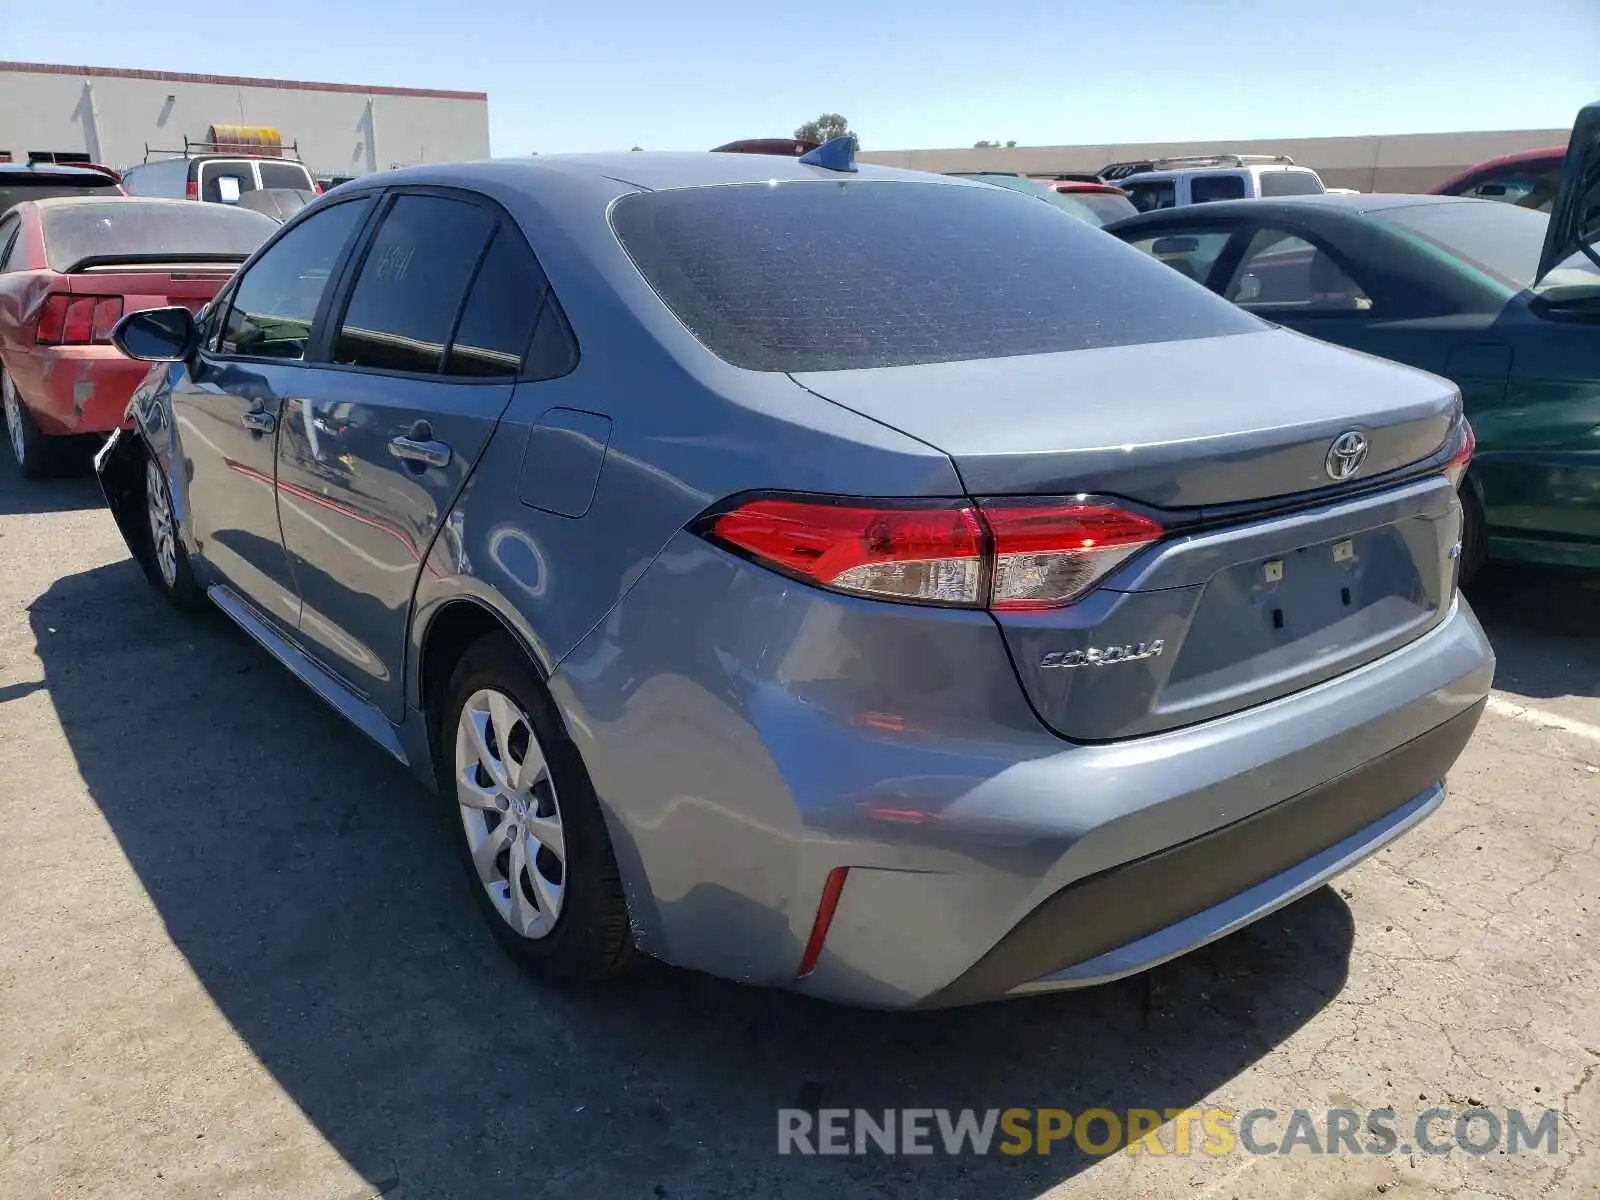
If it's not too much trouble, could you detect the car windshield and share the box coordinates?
[0,176,120,216]
[1369,199,1599,295]
[42,199,277,270]
[611,179,1261,373]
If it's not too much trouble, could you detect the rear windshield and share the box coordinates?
[1259,171,1325,197]
[0,175,120,216]
[259,161,315,190]
[42,200,277,271]
[1055,190,1137,226]
[1370,200,1547,289]
[611,180,1260,372]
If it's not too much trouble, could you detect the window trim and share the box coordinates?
[0,214,23,272]
[311,183,577,386]
[206,192,381,367]
[1222,220,1384,319]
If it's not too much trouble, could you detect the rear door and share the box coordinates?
[274,188,551,720]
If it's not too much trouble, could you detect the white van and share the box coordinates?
[1104,154,1326,213]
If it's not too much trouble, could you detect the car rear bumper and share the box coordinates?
[550,532,1495,1008]
[6,346,148,435]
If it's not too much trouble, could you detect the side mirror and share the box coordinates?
[112,306,198,362]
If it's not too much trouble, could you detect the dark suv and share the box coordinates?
[0,163,123,216]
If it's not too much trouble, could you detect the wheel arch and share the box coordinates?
[413,594,551,741]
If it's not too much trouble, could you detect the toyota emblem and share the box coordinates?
[1325,430,1369,480]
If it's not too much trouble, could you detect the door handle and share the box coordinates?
[240,408,276,434]
[388,435,452,469]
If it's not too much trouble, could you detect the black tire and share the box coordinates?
[3,367,53,480]
[437,632,637,984]
[141,453,207,612]
[1459,481,1487,588]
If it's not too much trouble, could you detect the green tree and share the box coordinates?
[796,113,857,147]
[630,146,643,151]
[973,139,1018,149]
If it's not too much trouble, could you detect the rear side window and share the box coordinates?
[221,197,374,360]
[611,181,1259,372]
[260,161,315,191]
[41,200,276,270]
[1258,171,1325,197]
[445,227,551,378]
[333,195,494,374]
[1190,174,1247,203]
[0,215,22,271]
[1225,229,1372,311]
[1455,166,1562,213]
[200,161,257,204]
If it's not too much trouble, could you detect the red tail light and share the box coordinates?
[34,294,124,346]
[980,501,1165,610]
[185,180,199,200]
[1445,419,1475,489]
[314,181,325,195]
[703,494,1163,610]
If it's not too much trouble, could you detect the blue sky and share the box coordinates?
[9,0,1598,153]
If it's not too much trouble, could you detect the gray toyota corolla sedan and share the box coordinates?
[96,143,1493,1008]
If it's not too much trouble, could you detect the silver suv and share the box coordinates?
[1108,154,1326,212]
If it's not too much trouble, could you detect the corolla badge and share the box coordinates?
[1325,430,1369,480]
[1040,640,1164,669]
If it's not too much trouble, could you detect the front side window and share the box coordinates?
[1190,174,1247,204]
[220,197,374,360]
[1224,228,1373,312]
[612,180,1260,373]
[1123,228,1237,285]
[333,194,494,374]
[1459,166,1562,213]
[1123,180,1177,212]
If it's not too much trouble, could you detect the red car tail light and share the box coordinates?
[703,494,1163,610]
[34,294,124,346]
[185,180,199,200]
[1444,418,1475,489]
[980,501,1165,610]
[709,497,986,605]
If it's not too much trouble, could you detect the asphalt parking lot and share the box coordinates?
[0,456,1594,1200]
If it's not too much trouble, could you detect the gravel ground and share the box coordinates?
[0,457,1594,1200]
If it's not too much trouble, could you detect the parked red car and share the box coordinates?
[0,195,275,476]
[1430,146,1564,211]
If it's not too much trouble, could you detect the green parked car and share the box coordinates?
[1107,102,1600,582]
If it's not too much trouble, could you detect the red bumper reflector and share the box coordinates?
[796,866,850,979]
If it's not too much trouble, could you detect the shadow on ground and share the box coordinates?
[1466,563,1599,701]
[33,559,1355,1198]
[0,450,103,516]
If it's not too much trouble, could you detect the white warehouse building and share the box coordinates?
[0,60,490,183]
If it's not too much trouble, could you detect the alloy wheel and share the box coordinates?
[145,459,179,588]
[3,373,25,466]
[454,688,566,939]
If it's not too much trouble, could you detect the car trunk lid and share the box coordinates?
[792,328,1466,740]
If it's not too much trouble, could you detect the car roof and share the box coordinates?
[1118,163,1316,183]
[1111,192,1505,224]
[0,162,119,181]
[350,152,948,193]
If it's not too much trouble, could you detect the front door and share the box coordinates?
[274,191,551,720]
[174,195,376,630]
